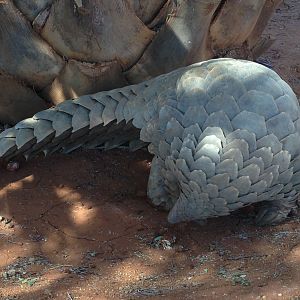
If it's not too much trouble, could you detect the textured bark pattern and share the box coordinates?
[0,0,281,124]
[0,59,299,225]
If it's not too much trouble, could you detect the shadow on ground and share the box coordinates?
[0,149,300,299]
[1,0,300,297]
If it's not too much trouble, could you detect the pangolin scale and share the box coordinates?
[1,58,299,225]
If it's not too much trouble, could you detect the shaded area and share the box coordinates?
[0,0,300,299]
[0,149,300,299]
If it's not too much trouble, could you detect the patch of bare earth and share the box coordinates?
[0,1,300,299]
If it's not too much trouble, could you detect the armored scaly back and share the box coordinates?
[1,58,299,225]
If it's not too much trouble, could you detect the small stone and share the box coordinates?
[29,257,35,264]
[6,269,16,277]
[278,294,282,297]
[43,289,52,296]
[6,161,19,171]
[176,245,185,252]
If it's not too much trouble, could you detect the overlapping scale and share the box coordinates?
[0,58,299,225]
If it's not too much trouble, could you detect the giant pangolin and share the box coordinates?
[0,58,299,225]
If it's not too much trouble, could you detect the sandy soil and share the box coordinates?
[0,1,300,299]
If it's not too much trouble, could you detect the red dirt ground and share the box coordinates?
[0,1,300,299]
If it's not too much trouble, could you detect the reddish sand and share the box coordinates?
[0,1,300,299]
